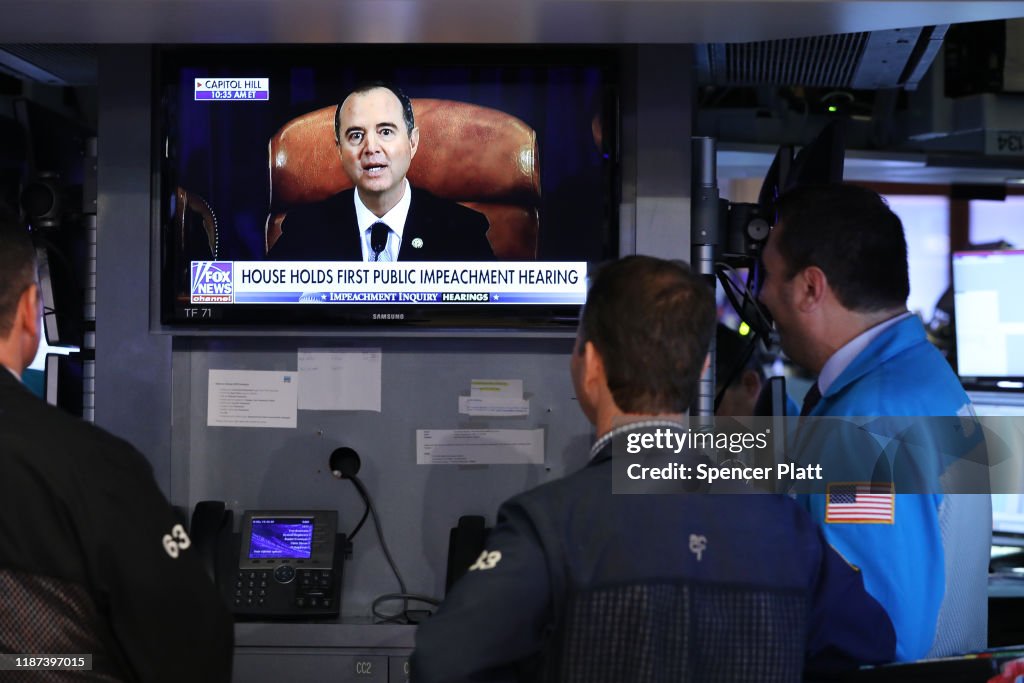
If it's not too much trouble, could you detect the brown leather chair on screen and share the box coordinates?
[173,186,218,301]
[176,186,218,259]
[265,99,540,259]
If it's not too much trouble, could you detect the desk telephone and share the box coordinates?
[191,502,348,619]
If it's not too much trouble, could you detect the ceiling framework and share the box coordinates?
[0,1,1021,43]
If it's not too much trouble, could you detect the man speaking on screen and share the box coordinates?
[267,82,495,262]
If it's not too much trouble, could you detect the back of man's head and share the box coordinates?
[774,184,909,312]
[0,221,37,339]
[580,255,715,414]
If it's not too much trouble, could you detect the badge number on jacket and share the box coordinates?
[162,524,192,558]
[469,550,502,571]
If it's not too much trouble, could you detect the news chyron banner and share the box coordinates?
[194,78,269,101]
[190,261,588,305]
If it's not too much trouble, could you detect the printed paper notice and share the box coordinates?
[462,378,527,416]
[417,429,544,465]
[207,369,297,428]
[458,396,530,417]
[297,348,381,412]
[470,379,523,399]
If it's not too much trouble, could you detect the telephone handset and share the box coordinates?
[191,503,347,620]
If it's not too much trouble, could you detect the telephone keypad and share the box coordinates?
[233,570,273,607]
[231,567,337,613]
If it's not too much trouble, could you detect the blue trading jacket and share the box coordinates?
[796,315,989,661]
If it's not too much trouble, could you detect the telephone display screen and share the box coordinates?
[248,517,314,559]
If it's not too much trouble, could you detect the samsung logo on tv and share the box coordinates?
[372,313,405,320]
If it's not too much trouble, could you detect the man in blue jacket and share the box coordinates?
[412,256,896,682]
[758,184,991,661]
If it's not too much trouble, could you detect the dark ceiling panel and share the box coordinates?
[0,44,96,85]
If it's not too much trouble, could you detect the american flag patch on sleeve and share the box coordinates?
[825,482,895,524]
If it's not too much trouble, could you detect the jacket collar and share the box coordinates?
[401,186,435,252]
[823,315,928,402]
[0,365,28,392]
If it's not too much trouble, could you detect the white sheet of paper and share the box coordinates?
[417,428,544,465]
[458,396,530,417]
[297,348,382,412]
[207,369,297,428]
[470,379,523,399]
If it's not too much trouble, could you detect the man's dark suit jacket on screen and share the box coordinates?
[267,187,495,261]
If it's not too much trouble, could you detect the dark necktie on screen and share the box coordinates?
[800,381,822,417]
[369,221,392,262]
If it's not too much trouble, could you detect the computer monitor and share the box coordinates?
[971,392,1024,547]
[43,352,84,418]
[952,249,1024,392]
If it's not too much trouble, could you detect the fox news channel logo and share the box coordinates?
[191,262,234,303]
[194,78,269,101]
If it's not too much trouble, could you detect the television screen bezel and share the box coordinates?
[152,44,621,333]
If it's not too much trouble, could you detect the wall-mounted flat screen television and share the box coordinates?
[156,46,619,329]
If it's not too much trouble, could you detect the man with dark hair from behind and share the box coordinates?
[267,81,495,262]
[412,255,895,682]
[758,183,990,660]
[0,221,234,681]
